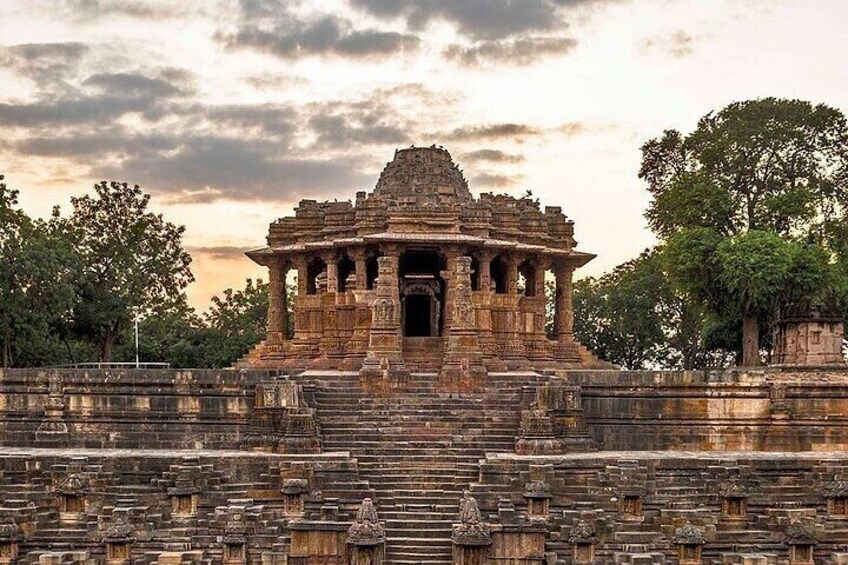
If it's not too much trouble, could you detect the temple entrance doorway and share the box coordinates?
[399,250,445,338]
[404,294,432,336]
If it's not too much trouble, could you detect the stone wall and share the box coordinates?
[3,367,848,564]
[472,451,848,564]
[557,367,848,452]
[0,369,272,449]
[0,449,368,565]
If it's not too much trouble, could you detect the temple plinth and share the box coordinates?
[237,146,606,373]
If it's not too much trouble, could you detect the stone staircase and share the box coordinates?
[294,372,549,564]
[402,337,445,373]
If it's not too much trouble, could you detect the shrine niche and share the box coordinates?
[238,145,607,374]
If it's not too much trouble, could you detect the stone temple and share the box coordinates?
[237,145,605,375]
[1,146,848,565]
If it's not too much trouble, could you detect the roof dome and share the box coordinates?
[372,146,472,204]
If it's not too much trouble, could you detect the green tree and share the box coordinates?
[114,300,209,368]
[641,98,848,365]
[0,175,79,367]
[202,278,268,368]
[571,250,708,370]
[67,182,194,362]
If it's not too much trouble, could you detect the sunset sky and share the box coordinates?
[2,0,846,311]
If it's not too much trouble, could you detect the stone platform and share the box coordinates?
[1,367,848,564]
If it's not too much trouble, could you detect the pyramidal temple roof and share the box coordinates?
[372,146,473,204]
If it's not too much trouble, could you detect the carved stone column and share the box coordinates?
[554,263,575,342]
[351,249,368,291]
[341,249,372,364]
[475,250,497,361]
[295,256,309,297]
[323,251,338,295]
[441,256,486,386]
[452,492,491,565]
[360,255,409,386]
[442,248,460,334]
[346,499,385,565]
[35,372,68,446]
[478,250,493,292]
[502,253,528,366]
[0,521,22,565]
[266,258,288,345]
[506,254,519,296]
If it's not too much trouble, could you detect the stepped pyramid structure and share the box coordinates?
[1,146,847,565]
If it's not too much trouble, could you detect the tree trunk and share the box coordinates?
[100,329,114,363]
[2,324,12,368]
[741,313,761,367]
[62,337,75,365]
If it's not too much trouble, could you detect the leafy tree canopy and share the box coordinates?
[641,98,848,240]
[571,249,713,370]
[641,98,848,365]
[1,175,79,368]
[67,181,194,361]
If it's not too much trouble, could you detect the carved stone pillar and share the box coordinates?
[35,372,68,446]
[0,521,22,564]
[351,249,368,291]
[452,492,491,565]
[293,256,310,341]
[360,255,409,386]
[295,256,309,297]
[506,255,519,295]
[323,251,338,294]
[533,259,547,298]
[554,263,574,342]
[441,256,486,387]
[266,258,288,345]
[346,499,385,565]
[478,250,493,292]
[501,254,528,367]
[475,250,497,362]
[441,248,460,333]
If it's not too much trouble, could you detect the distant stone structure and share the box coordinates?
[238,146,605,375]
[773,303,845,366]
[0,145,846,565]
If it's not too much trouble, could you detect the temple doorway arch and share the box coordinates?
[399,249,445,337]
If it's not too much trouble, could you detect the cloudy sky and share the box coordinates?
[2,0,846,310]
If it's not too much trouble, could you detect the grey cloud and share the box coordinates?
[95,136,373,202]
[0,42,88,90]
[470,171,523,189]
[244,74,309,91]
[198,104,298,138]
[187,246,253,260]
[64,0,182,19]
[0,69,193,128]
[223,9,420,60]
[0,94,156,127]
[349,0,562,41]
[443,36,577,66]
[460,149,524,164]
[309,114,410,148]
[637,30,701,58]
[441,123,541,142]
[15,132,176,158]
[83,72,187,98]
